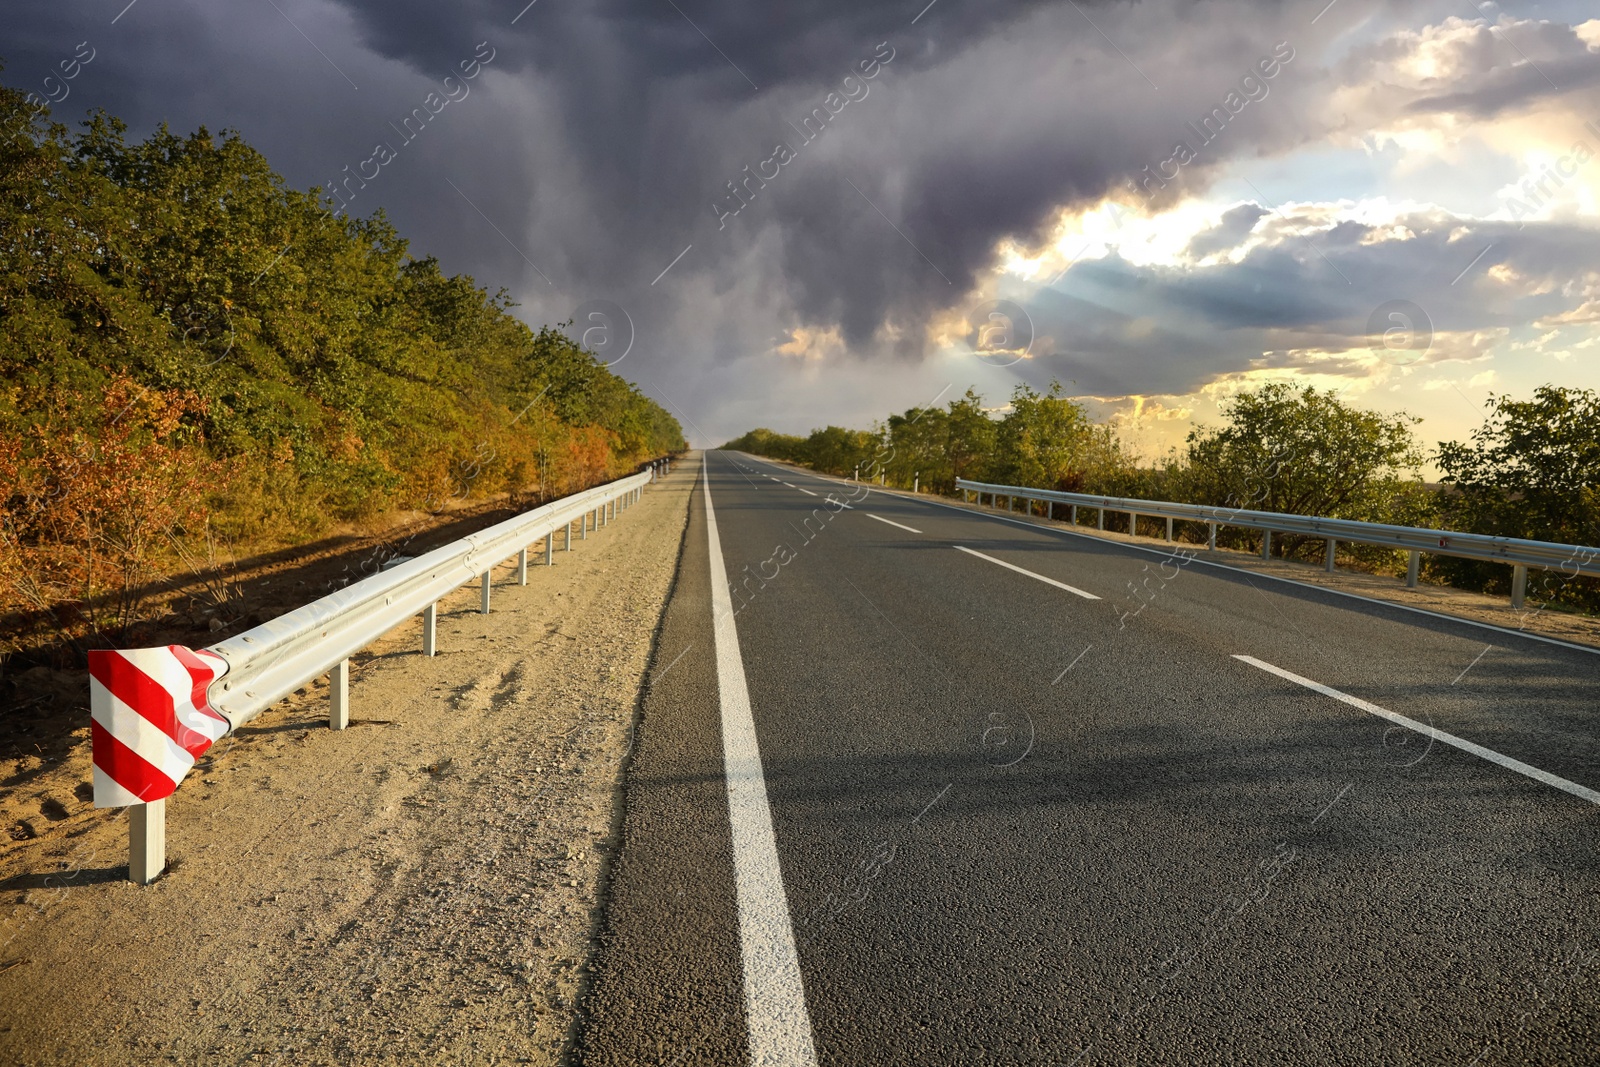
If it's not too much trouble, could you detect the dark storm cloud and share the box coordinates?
[309,0,1327,355]
[9,0,1595,443]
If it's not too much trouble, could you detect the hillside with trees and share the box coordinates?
[0,85,684,664]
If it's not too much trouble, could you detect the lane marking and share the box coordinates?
[954,545,1101,600]
[1233,655,1600,806]
[703,455,820,1064]
[867,514,922,534]
[797,487,818,497]
[782,481,797,488]
[767,472,1600,662]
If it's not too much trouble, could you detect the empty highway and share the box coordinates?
[578,450,1599,1066]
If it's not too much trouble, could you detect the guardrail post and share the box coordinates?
[518,548,529,585]
[423,602,437,656]
[129,799,165,885]
[481,571,492,613]
[546,534,554,566]
[1130,511,1139,538]
[565,521,572,551]
[1262,530,1272,559]
[1208,522,1217,551]
[1070,504,1077,524]
[582,512,589,540]
[1097,507,1105,531]
[1325,539,1337,572]
[1166,517,1174,542]
[330,658,350,730]
[1511,564,1528,609]
[1406,551,1420,588]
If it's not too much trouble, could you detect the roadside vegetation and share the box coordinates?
[725,382,1599,613]
[0,85,685,666]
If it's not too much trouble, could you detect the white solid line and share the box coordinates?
[703,456,820,1064]
[867,514,923,534]
[954,546,1101,600]
[1233,655,1600,806]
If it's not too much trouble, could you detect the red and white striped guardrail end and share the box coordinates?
[88,646,231,807]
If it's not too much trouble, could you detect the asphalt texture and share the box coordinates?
[578,451,1600,1066]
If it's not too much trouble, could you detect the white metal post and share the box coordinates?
[518,548,528,585]
[1071,504,1077,524]
[1098,508,1105,530]
[1511,564,1528,609]
[330,658,350,730]
[1325,539,1337,572]
[582,512,589,540]
[1130,512,1139,538]
[129,799,165,885]
[1208,523,1217,551]
[423,602,437,656]
[481,571,492,613]
[1262,530,1272,559]
[913,473,919,493]
[1166,517,1174,542]
[546,535,554,566]
[1406,551,1420,588]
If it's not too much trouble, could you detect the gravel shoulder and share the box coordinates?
[0,456,698,1067]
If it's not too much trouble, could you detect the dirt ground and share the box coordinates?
[765,461,1600,652]
[0,456,697,1067]
[2,487,603,837]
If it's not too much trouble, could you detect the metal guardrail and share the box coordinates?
[955,478,1600,609]
[104,459,671,883]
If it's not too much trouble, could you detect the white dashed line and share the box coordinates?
[1233,655,1600,806]
[953,546,1100,600]
[867,514,922,534]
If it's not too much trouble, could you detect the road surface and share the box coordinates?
[578,450,1599,1066]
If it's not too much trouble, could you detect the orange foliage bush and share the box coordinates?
[0,377,219,659]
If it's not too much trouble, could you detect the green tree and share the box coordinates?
[986,381,1128,494]
[1434,386,1600,607]
[1177,383,1425,558]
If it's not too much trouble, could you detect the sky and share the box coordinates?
[5,0,1599,468]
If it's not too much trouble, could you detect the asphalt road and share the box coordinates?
[578,450,1600,1066]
